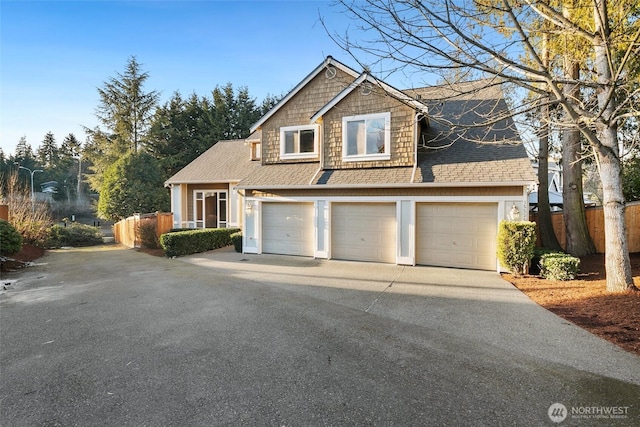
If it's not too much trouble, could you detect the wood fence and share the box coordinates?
[113,212,174,248]
[531,201,640,253]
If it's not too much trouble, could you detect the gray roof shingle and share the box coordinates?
[237,162,320,187]
[409,81,536,184]
[164,139,259,185]
[240,81,535,189]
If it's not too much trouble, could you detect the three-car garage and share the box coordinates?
[258,200,502,270]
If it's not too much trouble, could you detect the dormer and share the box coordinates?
[246,130,261,161]
[310,72,430,169]
[249,56,360,165]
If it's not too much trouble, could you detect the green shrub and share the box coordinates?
[230,232,243,253]
[497,220,537,276]
[0,219,23,256]
[137,220,159,249]
[47,223,104,248]
[160,228,240,258]
[540,253,580,281]
[530,248,564,275]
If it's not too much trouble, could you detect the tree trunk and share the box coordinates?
[596,138,633,291]
[593,0,634,292]
[537,112,561,250]
[537,36,562,251]
[562,61,595,256]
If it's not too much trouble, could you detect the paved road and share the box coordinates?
[1,245,639,426]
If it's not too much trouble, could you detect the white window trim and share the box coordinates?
[342,112,391,162]
[193,189,228,229]
[280,124,319,160]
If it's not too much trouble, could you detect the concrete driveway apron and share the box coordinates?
[1,245,638,426]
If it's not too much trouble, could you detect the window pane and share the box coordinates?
[219,199,227,221]
[347,120,365,155]
[299,129,315,153]
[284,131,297,154]
[366,118,386,154]
[196,199,203,221]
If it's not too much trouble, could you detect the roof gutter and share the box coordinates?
[164,179,246,186]
[237,180,536,191]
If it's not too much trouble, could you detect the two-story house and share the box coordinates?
[165,56,536,271]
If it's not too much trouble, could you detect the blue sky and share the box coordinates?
[1,0,405,156]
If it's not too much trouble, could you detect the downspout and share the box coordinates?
[410,113,422,184]
[310,118,324,185]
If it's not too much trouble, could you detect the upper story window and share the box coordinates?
[280,124,319,160]
[250,142,261,161]
[342,112,391,162]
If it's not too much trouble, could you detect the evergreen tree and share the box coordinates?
[85,56,159,193]
[622,156,640,202]
[37,132,59,169]
[14,136,34,162]
[0,148,9,180]
[97,151,169,221]
[54,133,83,202]
[147,84,272,179]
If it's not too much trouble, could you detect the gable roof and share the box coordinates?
[310,72,430,123]
[164,139,260,185]
[239,79,535,189]
[249,56,360,133]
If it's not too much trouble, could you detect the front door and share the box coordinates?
[194,190,228,228]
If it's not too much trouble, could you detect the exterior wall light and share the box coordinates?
[509,204,521,221]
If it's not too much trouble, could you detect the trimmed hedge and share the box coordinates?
[0,219,23,256]
[230,232,243,253]
[540,253,580,281]
[530,248,564,275]
[46,223,104,248]
[497,220,537,276]
[160,228,240,258]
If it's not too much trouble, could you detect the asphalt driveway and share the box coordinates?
[1,245,639,426]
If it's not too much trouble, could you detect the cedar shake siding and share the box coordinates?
[261,67,355,165]
[322,84,416,169]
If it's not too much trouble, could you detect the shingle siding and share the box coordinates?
[261,68,355,165]
[322,85,415,169]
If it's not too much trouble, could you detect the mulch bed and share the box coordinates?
[504,253,640,356]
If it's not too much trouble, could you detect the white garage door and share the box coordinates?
[416,203,497,270]
[332,203,396,263]
[262,203,314,256]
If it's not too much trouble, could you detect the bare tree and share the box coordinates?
[327,0,639,292]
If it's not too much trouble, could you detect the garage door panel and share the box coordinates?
[263,203,314,256]
[417,203,497,270]
[332,203,396,263]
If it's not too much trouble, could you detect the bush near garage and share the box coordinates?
[539,252,581,281]
[160,228,240,258]
[530,247,564,275]
[497,220,537,276]
[0,219,23,256]
[47,223,104,248]
[230,232,243,253]
[136,220,160,249]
